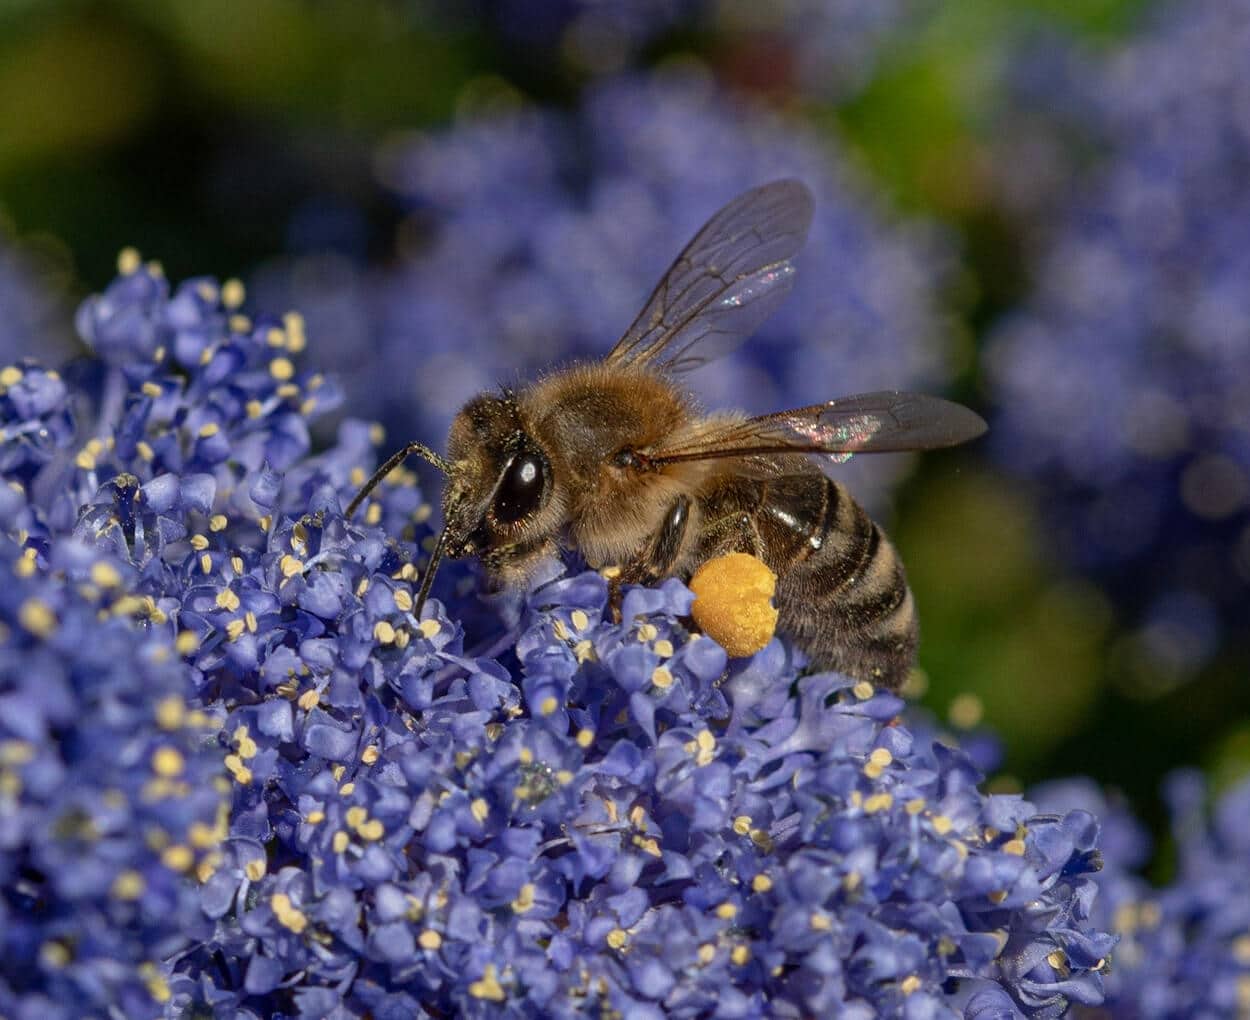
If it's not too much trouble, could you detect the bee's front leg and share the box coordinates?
[606,493,692,624]
[606,570,627,624]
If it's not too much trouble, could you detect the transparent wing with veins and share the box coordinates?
[644,392,988,473]
[605,179,815,375]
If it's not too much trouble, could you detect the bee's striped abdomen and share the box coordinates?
[743,473,918,690]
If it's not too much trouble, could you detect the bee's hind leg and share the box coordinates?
[694,509,765,562]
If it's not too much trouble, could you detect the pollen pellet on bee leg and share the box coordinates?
[689,552,778,658]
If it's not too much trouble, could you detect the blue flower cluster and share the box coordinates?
[0,257,1115,1017]
[987,0,1250,677]
[0,331,232,1011]
[257,68,951,511]
[1033,771,1250,1018]
[0,525,230,1020]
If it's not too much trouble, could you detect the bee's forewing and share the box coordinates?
[606,179,814,375]
[647,392,987,469]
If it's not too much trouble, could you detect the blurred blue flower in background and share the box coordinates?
[1,260,1114,1017]
[457,0,917,96]
[0,234,73,369]
[1033,770,1250,1018]
[987,0,1250,685]
[257,68,953,510]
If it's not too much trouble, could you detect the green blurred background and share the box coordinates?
[2,0,1243,847]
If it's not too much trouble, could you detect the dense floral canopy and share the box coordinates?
[0,261,1114,1018]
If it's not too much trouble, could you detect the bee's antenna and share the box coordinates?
[345,441,449,520]
[413,523,448,618]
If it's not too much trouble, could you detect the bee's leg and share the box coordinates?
[607,574,625,624]
[695,509,765,561]
[608,494,691,623]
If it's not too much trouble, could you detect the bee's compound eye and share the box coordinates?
[493,451,547,523]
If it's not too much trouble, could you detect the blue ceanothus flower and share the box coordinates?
[254,67,951,513]
[0,259,1112,1017]
[987,0,1250,678]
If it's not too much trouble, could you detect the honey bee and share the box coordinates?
[349,180,985,689]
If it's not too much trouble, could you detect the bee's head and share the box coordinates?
[442,391,561,573]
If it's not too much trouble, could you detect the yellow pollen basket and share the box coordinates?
[689,552,779,658]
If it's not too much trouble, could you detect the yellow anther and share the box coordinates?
[221,279,246,308]
[111,870,146,900]
[284,311,307,352]
[512,883,536,913]
[151,747,184,777]
[161,845,193,871]
[469,964,505,1001]
[19,598,55,637]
